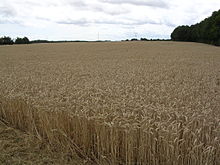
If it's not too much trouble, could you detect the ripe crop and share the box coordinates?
[0,42,219,164]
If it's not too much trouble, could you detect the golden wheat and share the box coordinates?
[0,41,219,165]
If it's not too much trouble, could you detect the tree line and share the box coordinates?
[171,9,220,46]
[0,37,94,45]
[0,36,30,45]
[122,38,171,41]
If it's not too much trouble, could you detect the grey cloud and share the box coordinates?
[128,19,161,26]
[35,17,51,22]
[0,6,16,17]
[57,17,161,26]
[96,20,161,26]
[68,0,88,8]
[67,0,129,15]
[57,18,89,26]
[161,19,176,27]
[0,5,17,24]
[22,1,43,7]
[22,0,59,7]
[0,18,18,24]
[100,0,169,8]
[91,5,129,15]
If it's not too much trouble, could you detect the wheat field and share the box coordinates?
[0,41,220,165]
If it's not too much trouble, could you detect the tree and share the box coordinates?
[15,37,30,44]
[171,26,191,41]
[131,38,138,41]
[0,36,14,45]
[171,9,220,46]
[140,38,148,41]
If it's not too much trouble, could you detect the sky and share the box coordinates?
[0,0,220,41]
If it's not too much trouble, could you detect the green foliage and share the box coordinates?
[171,9,220,46]
[15,37,30,44]
[131,38,138,41]
[30,40,50,44]
[0,36,30,45]
[0,36,14,45]
[171,26,191,41]
[140,38,148,41]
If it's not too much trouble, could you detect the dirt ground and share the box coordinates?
[0,120,86,165]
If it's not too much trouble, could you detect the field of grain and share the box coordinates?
[0,41,220,165]
[0,120,84,164]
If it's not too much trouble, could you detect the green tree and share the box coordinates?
[15,37,30,44]
[171,26,191,41]
[171,9,220,46]
[0,36,14,45]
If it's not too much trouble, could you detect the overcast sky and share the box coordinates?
[0,0,220,41]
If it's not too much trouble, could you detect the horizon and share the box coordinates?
[1,0,220,41]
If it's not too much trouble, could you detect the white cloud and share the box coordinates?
[0,0,220,40]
